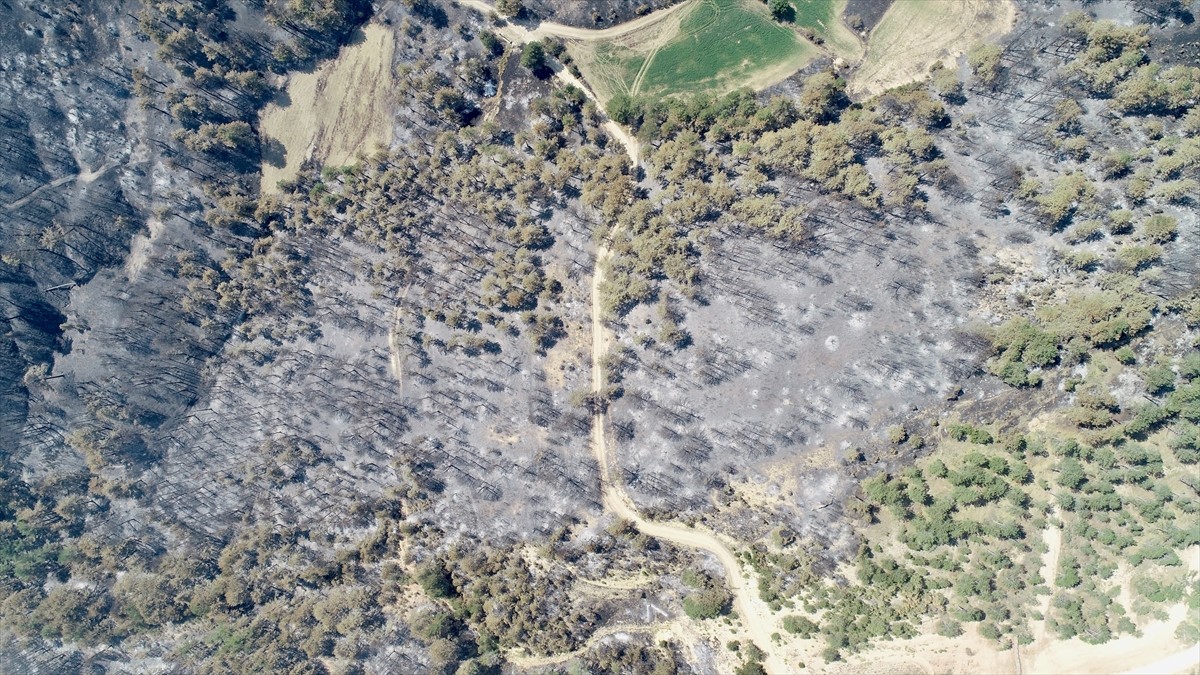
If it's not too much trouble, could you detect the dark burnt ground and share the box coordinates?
[1144,4,1200,64]
[843,0,894,34]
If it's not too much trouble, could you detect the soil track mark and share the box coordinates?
[3,162,117,212]
[455,3,786,668]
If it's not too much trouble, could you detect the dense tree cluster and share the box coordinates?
[773,414,1198,661]
[136,0,371,170]
[593,77,957,320]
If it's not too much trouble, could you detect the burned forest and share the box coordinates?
[1,0,1198,673]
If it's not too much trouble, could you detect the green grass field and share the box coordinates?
[792,0,861,58]
[791,0,836,28]
[574,0,821,102]
[640,0,811,93]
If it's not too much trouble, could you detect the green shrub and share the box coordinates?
[1141,214,1178,243]
[1037,172,1095,226]
[477,30,502,57]
[1168,382,1200,422]
[935,616,963,637]
[968,43,1003,87]
[987,318,1058,386]
[1108,209,1135,234]
[1151,178,1199,204]
[1065,220,1105,243]
[683,587,731,620]
[1118,244,1163,270]
[1178,353,1200,380]
[947,423,994,445]
[680,569,707,589]
[781,615,818,637]
[519,41,546,72]
[736,661,768,675]
[1125,404,1174,437]
[1142,363,1176,395]
[1170,423,1200,464]
[1038,283,1156,349]
[416,560,456,598]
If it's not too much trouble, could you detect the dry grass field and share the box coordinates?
[847,0,1016,98]
[259,24,395,192]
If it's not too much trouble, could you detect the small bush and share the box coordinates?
[683,587,731,620]
[1141,214,1178,243]
[781,615,818,637]
[416,560,456,599]
[947,423,994,445]
[1143,363,1176,395]
[936,616,964,637]
[1170,423,1200,464]
[519,41,546,72]
[1178,353,1200,380]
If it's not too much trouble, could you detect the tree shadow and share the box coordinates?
[269,87,292,109]
[261,137,287,169]
[771,1,796,23]
[412,0,449,29]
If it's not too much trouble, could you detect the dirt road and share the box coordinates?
[455,0,640,164]
[586,170,786,671]
[456,0,692,42]
[1034,511,1062,644]
[3,161,116,212]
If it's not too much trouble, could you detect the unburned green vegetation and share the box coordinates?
[574,0,818,102]
[639,0,812,95]
[744,410,1199,663]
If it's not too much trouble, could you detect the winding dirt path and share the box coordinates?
[457,0,693,42]
[452,1,786,669]
[587,170,786,672]
[3,161,117,212]
[589,236,788,673]
[455,0,640,164]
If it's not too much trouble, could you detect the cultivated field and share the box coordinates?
[847,0,1016,97]
[572,0,819,102]
[259,24,395,192]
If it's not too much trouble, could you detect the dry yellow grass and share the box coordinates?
[847,0,1016,98]
[820,0,865,61]
[259,24,395,192]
